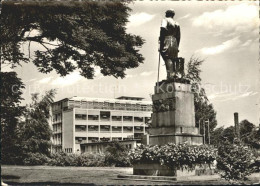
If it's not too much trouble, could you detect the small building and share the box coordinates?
[80,139,137,154]
[50,96,152,153]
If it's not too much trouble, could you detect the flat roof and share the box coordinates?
[116,96,144,100]
[54,96,152,105]
[80,139,137,146]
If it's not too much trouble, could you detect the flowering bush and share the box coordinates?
[217,140,256,181]
[23,152,50,165]
[48,152,106,166]
[129,143,217,171]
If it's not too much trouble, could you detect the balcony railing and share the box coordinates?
[67,102,152,112]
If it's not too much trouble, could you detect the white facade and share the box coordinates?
[51,96,152,153]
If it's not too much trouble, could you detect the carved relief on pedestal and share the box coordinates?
[153,97,176,113]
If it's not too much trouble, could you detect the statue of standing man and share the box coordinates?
[159,9,183,80]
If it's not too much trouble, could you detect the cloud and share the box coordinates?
[208,91,258,102]
[199,37,240,55]
[127,12,155,28]
[28,78,37,82]
[193,3,258,34]
[1,64,14,72]
[125,74,136,79]
[38,77,53,84]
[177,14,191,21]
[140,71,155,76]
[241,39,253,47]
[51,71,83,86]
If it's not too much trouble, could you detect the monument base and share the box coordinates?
[149,133,203,146]
[132,163,215,177]
[149,80,203,145]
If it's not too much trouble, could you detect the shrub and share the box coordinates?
[217,140,256,181]
[48,152,106,167]
[48,152,76,166]
[129,143,217,171]
[104,142,131,167]
[23,152,50,165]
[77,153,106,167]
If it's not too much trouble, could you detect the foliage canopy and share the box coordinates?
[1,1,144,79]
[185,57,218,141]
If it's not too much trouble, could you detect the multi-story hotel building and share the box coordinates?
[51,96,152,153]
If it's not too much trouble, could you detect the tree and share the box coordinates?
[185,56,218,143]
[246,128,260,149]
[210,126,224,146]
[1,72,25,164]
[239,120,255,141]
[17,89,56,160]
[104,141,131,167]
[217,139,256,182]
[221,126,235,143]
[1,1,144,79]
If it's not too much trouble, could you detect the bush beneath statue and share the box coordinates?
[129,143,217,177]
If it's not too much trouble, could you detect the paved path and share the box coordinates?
[1,165,260,185]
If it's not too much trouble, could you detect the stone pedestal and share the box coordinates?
[149,80,203,145]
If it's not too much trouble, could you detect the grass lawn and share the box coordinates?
[1,165,260,185]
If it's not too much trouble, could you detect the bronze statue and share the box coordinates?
[159,9,183,80]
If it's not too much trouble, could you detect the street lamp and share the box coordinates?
[198,118,210,145]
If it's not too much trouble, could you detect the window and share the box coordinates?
[87,101,94,109]
[134,126,143,132]
[100,137,110,142]
[115,103,121,110]
[81,101,87,108]
[68,100,74,107]
[141,105,147,111]
[75,125,86,132]
[112,126,122,133]
[93,102,102,109]
[134,117,143,122]
[123,126,133,133]
[75,114,87,120]
[88,125,99,132]
[145,117,151,124]
[112,137,121,141]
[136,104,141,111]
[100,111,110,121]
[75,137,86,144]
[100,125,110,132]
[103,102,110,109]
[88,115,99,120]
[74,101,81,108]
[112,116,122,121]
[125,104,132,110]
[89,137,98,142]
[123,116,133,122]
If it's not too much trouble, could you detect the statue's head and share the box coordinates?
[165,9,175,18]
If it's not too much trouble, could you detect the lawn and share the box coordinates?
[1,165,260,185]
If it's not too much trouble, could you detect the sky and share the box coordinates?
[2,0,259,128]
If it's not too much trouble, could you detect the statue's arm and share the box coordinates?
[159,19,167,51]
[176,25,181,47]
[159,27,167,51]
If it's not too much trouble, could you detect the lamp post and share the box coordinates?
[203,120,206,144]
[205,119,210,145]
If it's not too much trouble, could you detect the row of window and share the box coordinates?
[65,148,72,153]
[75,136,137,144]
[53,113,62,123]
[53,123,62,132]
[75,125,144,132]
[52,134,62,145]
[68,100,152,111]
[75,112,151,122]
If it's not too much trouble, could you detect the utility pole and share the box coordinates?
[206,119,210,145]
[198,119,201,134]
[203,120,206,144]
